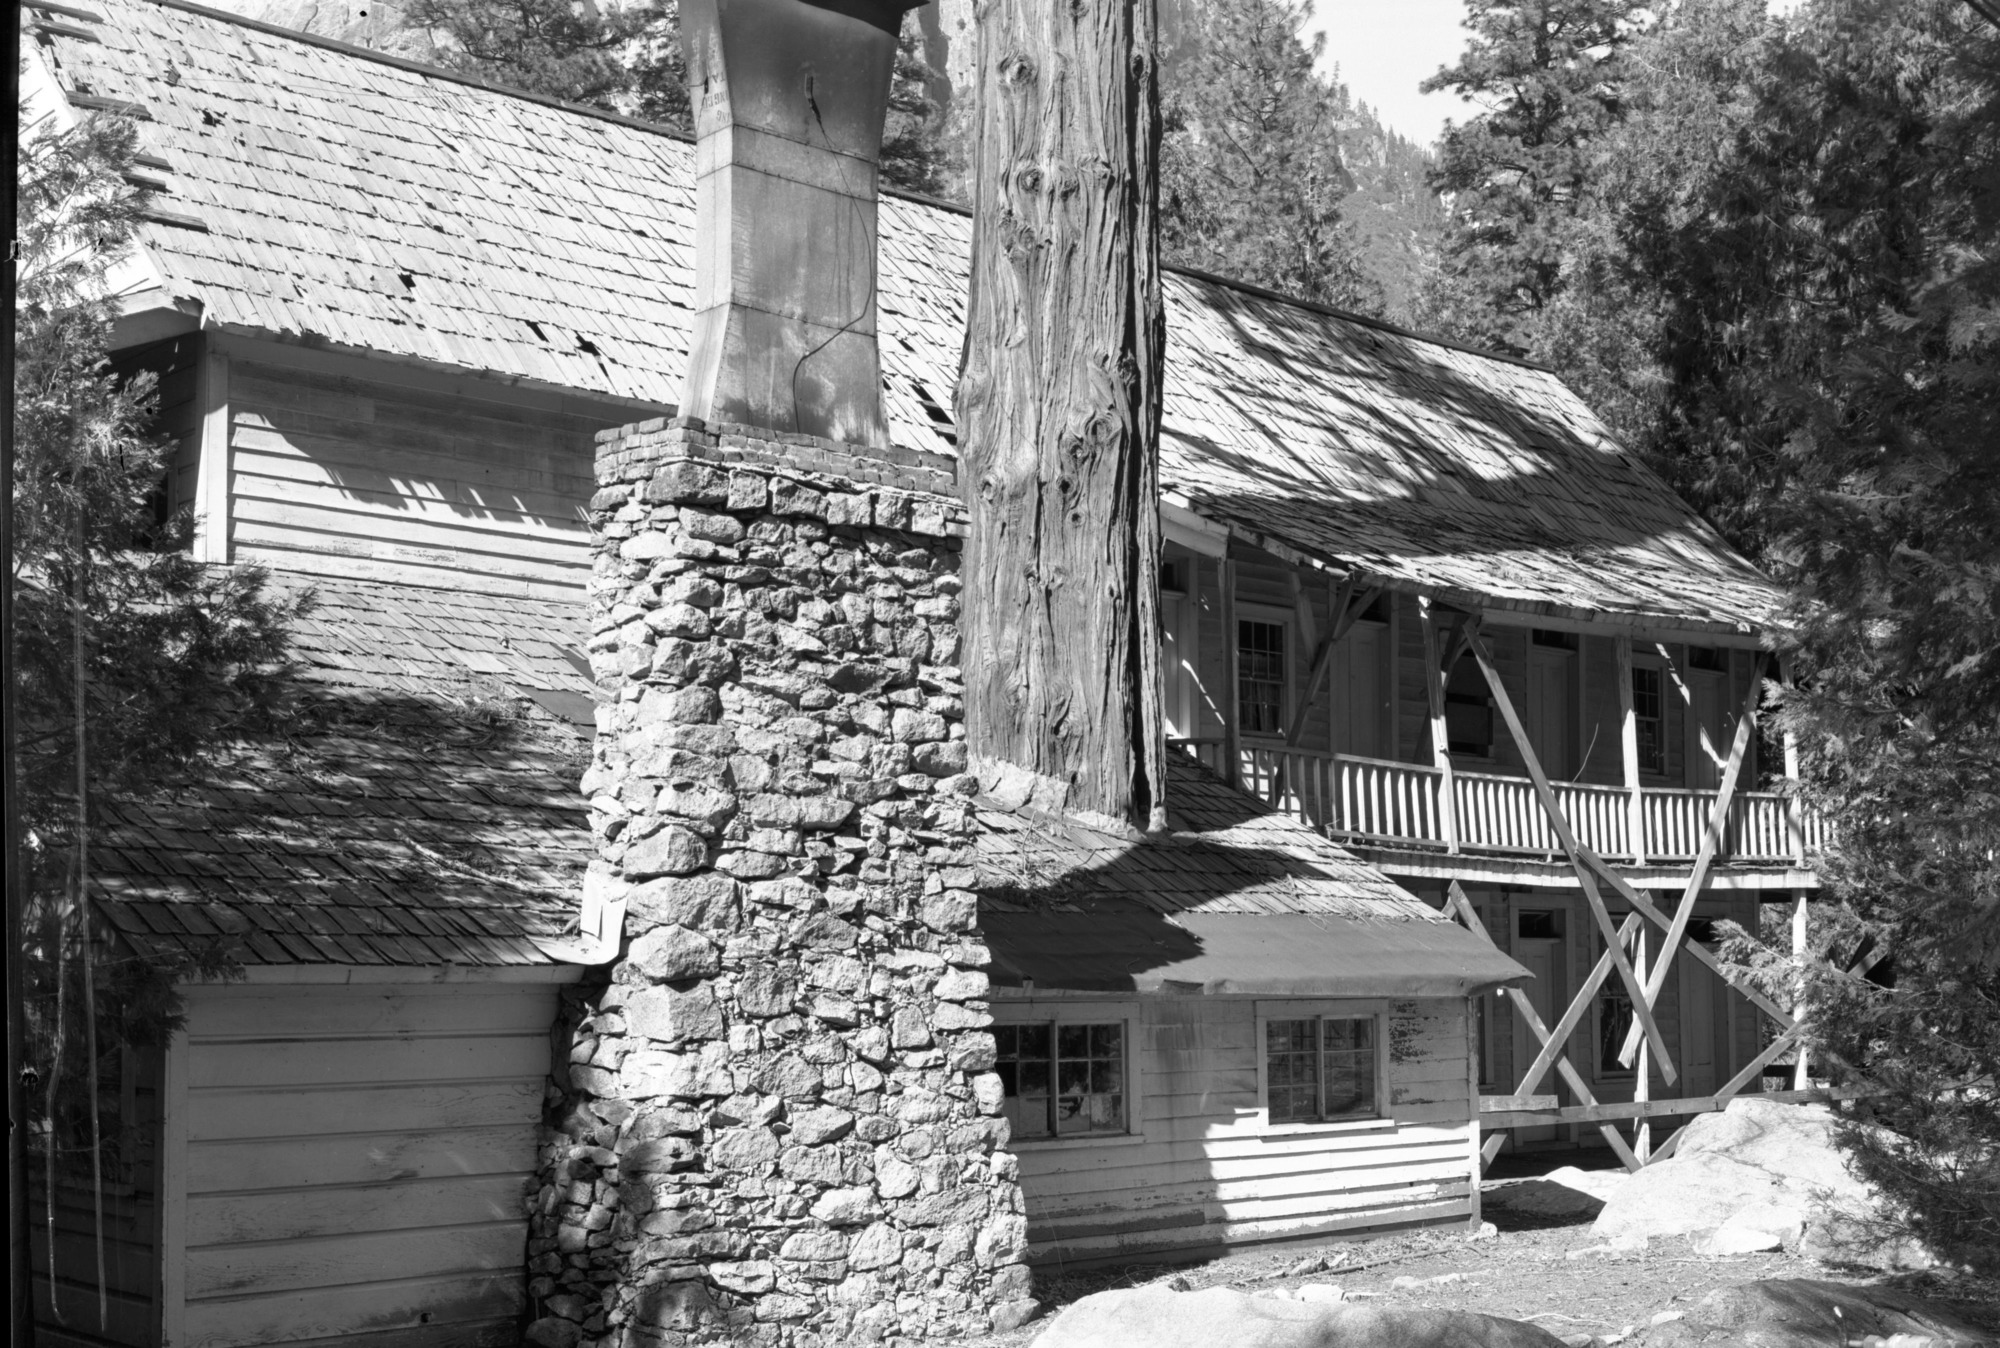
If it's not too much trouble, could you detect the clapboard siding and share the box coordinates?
[1009,996,1476,1263]
[176,983,557,1348]
[32,1045,164,1348]
[222,345,641,601]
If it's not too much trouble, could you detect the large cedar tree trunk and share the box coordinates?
[956,0,1167,834]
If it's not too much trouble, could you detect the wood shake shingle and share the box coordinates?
[37,0,1786,636]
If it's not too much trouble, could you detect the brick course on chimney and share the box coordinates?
[527,418,1033,1347]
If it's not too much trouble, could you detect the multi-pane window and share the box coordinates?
[1264,1016,1378,1123]
[1238,620,1286,735]
[1632,666,1666,775]
[994,1022,1127,1139]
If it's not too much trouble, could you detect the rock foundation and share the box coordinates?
[526,418,1032,1347]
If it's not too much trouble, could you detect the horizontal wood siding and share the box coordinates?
[1013,997,1474,1264]
[176,983,558,1348]
[224,348,635,600]
[32,1046,164,1348]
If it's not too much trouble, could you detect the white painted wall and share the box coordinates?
[998,995,1476,1264]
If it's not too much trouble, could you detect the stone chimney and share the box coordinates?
[677,0,922,447]
[524,11,1034,1344]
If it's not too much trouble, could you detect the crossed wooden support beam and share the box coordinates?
[1433,616,1808,1170]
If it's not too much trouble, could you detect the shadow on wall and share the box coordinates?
[218,351,647,593]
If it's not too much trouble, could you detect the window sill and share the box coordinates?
[1009,1131,1150,1151]
[1256,1116,1398,1141]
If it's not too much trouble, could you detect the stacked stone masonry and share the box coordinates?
[528,418,1033,1348]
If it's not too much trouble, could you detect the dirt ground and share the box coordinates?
[965,1159,2000,1346]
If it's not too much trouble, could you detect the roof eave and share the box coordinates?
[1162,490,1792,647]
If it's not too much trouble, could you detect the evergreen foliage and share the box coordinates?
[14,115,300,879]
[1416,0,1647,353]
[395,1,948,191]
[404,0,650,106]
[1433,0,1999,1264]
[1337,101,1448,326]
[14,111,298,1223]
[1159,0,1376,311]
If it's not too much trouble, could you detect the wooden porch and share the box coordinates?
[1172,740,1826,866]
[1182,591,1840,1173]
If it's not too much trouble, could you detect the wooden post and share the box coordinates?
[1780,652,1807,865]
[957,0,1166,831]
[1633,925,1652,1162]
[1220,556,1242,787]
[1576,849,1801,1033]
[1466,992,1483,1230]
[1616,635,1644,863]
[1447,884,1643,1172]
[1420,598,1460,853]
[1467,629,1678,1084]
[1615,654,1765,1067]
[1512,911,1640,1102]
[159,1025,190,1345]
[1792,892,1811,1089]
[195,337,230,565]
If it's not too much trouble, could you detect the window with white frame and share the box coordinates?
[993,1016,1132,1140]
[1237,618,1287,735]
[1632,664,1667,776]
[1259,1004,1386,1125]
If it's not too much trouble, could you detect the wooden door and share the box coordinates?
[1527,647,1574,780]
[1337,622,1387,758]
[1677,934,1726,1097]
[1510,914,1566,1144]
[1690,671,1730,790]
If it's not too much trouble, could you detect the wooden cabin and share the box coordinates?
[22,0,1825,1338]
[31,574,600,1348]
[975,756,1525,1265]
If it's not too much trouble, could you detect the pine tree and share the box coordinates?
[1160,0,1376,311]
[1684,0,2000,1263]
[1417,0,1647,353]
[396,1,949,190]
[1528,0,1774,445]
[1514,0,1999,1263]
[1336,99,1446,326]
[14,112,301,1316]
[403,0,649,106]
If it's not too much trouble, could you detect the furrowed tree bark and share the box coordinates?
[956,0,1166,834]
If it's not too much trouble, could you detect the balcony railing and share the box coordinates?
[1171,740,1824,865]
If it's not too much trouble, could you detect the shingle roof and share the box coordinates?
[32,0,1787,635]
[971,754,1532,996]
[974,754,1435,923]
[93,576,594,967]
